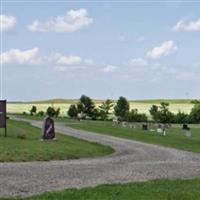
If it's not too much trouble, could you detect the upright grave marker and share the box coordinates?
[0,100,7,137]
[42,116,56,140]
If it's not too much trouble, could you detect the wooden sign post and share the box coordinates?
[0,100,7,137]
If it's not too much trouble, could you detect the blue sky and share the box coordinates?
[1,1,200,101]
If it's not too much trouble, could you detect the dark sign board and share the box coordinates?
[0,100,7,136]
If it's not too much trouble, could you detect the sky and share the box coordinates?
[0,1,200,101]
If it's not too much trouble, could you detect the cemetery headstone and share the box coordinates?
[182,124,189,130]
[42,116,56,140]
[142,124,148,130]
[122,121,127,128]
[182,124,192,138]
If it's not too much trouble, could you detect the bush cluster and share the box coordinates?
[24,105,61,118]
[68,95,114,120]
[149,102,200,124]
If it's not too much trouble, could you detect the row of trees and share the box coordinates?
[29,106,60,117]
[26,95,200,123]
[68,95,147,122]
[68,95,200,123]
[68,95,114,120]
[149,102,200,123]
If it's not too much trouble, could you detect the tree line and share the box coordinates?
[27,106,60,118]
[25,95,200,124]
[68,95,200,124]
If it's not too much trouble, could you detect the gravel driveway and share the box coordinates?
[1,118,200,198]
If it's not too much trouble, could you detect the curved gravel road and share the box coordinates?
[1,118,200,198]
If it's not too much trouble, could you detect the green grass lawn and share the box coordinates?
[2,178,200,200]
[12,115,200,152]
[0,120,113,162]
[11,115,200,153]
[66,120,200,153]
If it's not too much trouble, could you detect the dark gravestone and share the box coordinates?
[182,124,190,130]
[42,117,55,140]
[182,124,192,138]
[142,124,148,130]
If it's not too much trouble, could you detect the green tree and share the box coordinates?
[99,99,114,120]
[114,96,130,120]
[37,111,44,117]
[149,102,174,123]
[55,108,60,118]
[149,105,159,122]
[91,108,100,120]
[127,109,147,122]
[191,99,200,104]
[159,102,174,123]
[46,107,56,117]
[190,103,200,123]
[68,104,78,118]
[30,105,37,116]
[174,111,189,124]
[77,95,95,118]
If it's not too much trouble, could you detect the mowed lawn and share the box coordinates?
[0,120,113,162]
[67,120,200,153]
[2,178,200,200]
[13,115,200,152]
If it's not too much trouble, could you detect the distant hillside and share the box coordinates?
[130,99,196,104]
[10,99,79,104]
[8,98,199,104]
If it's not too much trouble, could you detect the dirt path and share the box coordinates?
[1,118,200,198]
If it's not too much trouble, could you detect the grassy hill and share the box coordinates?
[9,98,199,104]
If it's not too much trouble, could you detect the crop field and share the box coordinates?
[7,99,194,116]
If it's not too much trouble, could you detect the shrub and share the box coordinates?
[190,103,200,123]
[174,111,190,124]
[37,111,45,117]
[68,104,78,118]
[30,105,37,116]
[127,109,148,122]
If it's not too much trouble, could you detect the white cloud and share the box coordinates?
[0,15,16,32]
[1,48,39,65]
[172,18,200,32]
[136,36,145,42]
[101,64,117,73]
[56,55,82,65]
[146,40,177,59]
[53,54,94,72]
[84,59,94,65]
[129,58,147,66]
[55,65,86,72]
[28,9,93,32]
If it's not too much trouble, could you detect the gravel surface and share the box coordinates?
[1,118,200,198]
